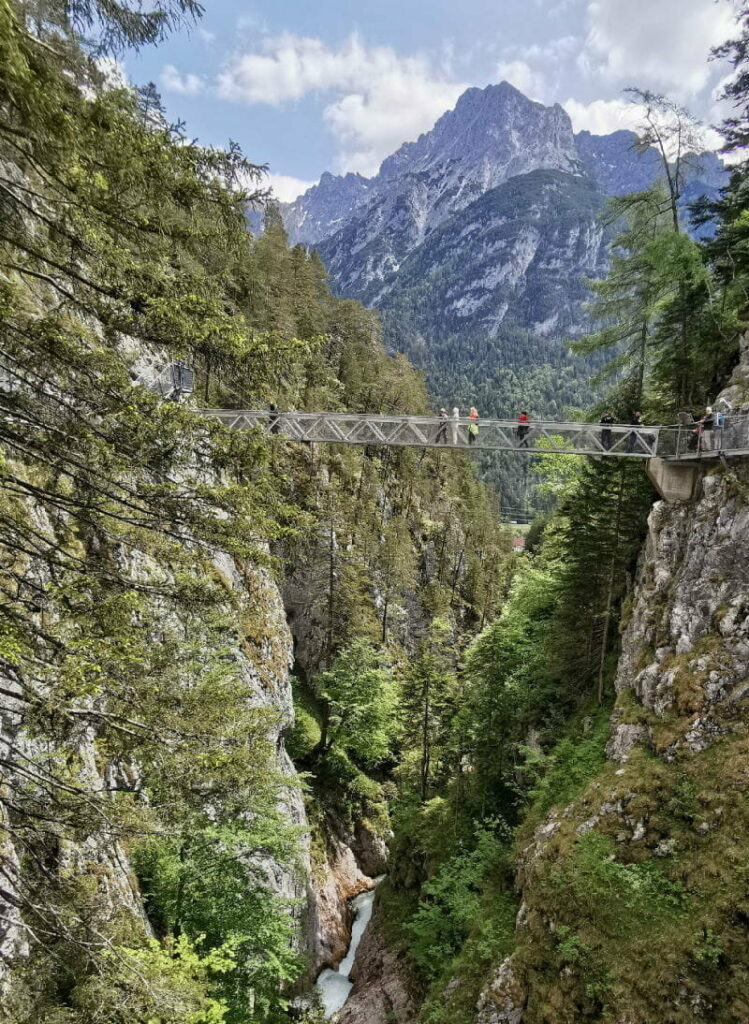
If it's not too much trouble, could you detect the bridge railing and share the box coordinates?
[657,413,749,459]
[201,410,662,457]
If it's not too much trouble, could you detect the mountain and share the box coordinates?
[278,83,726,503]
[283,170,371,245]
[574,128,663,195]
[284,83,580,252]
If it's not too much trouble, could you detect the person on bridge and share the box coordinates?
[715,407,726,450]
[627,411,643,453]
[599,411,614,451]
[436,409,448,444]
[451,407,460,445]
[516,411,531,447]
[468,407,479,445]
[700,407,715,451]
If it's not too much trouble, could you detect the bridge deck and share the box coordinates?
[201,410,749,460]
[202,410,664,457]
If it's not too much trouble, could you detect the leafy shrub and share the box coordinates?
[406,823,511,979]
[65,934,235,1024]
[528,709,611,817]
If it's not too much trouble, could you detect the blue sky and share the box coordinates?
[126,0,739,200]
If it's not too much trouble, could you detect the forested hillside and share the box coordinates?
[3,2,749,1024]
[0,2,510,1021]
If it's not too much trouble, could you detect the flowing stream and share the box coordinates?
[315,884,378,1018]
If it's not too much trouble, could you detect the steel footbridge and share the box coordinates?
[200,409,749,461]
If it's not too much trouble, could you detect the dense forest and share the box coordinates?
[2,1,749,1023]
[0,1,510,1020]
[371,20,749,1024]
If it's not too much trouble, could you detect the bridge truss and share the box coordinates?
[200,409,749,460]
[202,410,663,457]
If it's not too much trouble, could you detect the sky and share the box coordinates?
[126,0,741,202]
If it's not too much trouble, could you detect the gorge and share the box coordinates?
[2,2,749,1024]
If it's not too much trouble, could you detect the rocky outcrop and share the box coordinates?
[352,819,389,877]
[336,909,420,1024]
[476,350,749,1023]
[0,540,311,1002]
[608,472,749,758]
[308,829,375,971]
[476,957,524,1024]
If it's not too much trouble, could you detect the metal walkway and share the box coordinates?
[201,410,661,456]
[201,409,749,460]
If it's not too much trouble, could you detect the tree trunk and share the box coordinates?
[597,466,625,703]
[420,680,431,803]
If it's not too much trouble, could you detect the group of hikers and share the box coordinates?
[599,406,729,454]
[598,410,649,453]
[602,407,729,456]
[435,407,531,447]
[436,406,731,454]
[682,406,729,452]
[267,403,736,455]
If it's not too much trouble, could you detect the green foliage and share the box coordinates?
[405,823,512,979]
[398,618,461,802]
[553,926,613,1005]
[286,681,323,762]
[60,935,235,1024]
[316,639,397,766]
[559,830,686,930]
[526,707,611,819]
[691,927,724,968]
[133,824,301,1023]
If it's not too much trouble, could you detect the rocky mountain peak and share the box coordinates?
[377,81,578,183]
[281,82,582,247]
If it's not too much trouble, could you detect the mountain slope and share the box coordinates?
[279,83,726,504]
[284,83,580,252]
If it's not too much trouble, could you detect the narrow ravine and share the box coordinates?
[315,883,379,1018]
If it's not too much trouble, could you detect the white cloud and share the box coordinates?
[216,34,468,175]
[563,97,646,135]
[198,27,215,44]
[495,60,545,101]
[265,172,315,203]
[495,36,581,104]
[580,0,736,98]
[161,64,205,96]
[545,0,578,14]
[565,95,729,158]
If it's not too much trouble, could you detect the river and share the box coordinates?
[315,885,378,1018]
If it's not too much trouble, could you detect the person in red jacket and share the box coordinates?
[516,411,531,448]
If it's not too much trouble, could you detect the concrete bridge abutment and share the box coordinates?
[646,458,701,502]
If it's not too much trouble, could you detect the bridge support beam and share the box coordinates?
[646,458,700,502]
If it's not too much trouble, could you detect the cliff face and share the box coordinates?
[476,356,749,1023]
[0,535,311,1009]
[336,908,421,1024]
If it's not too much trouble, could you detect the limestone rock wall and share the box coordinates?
[337,908,421,1024]
[476,348,749,1023]
[0,542,311,1002]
